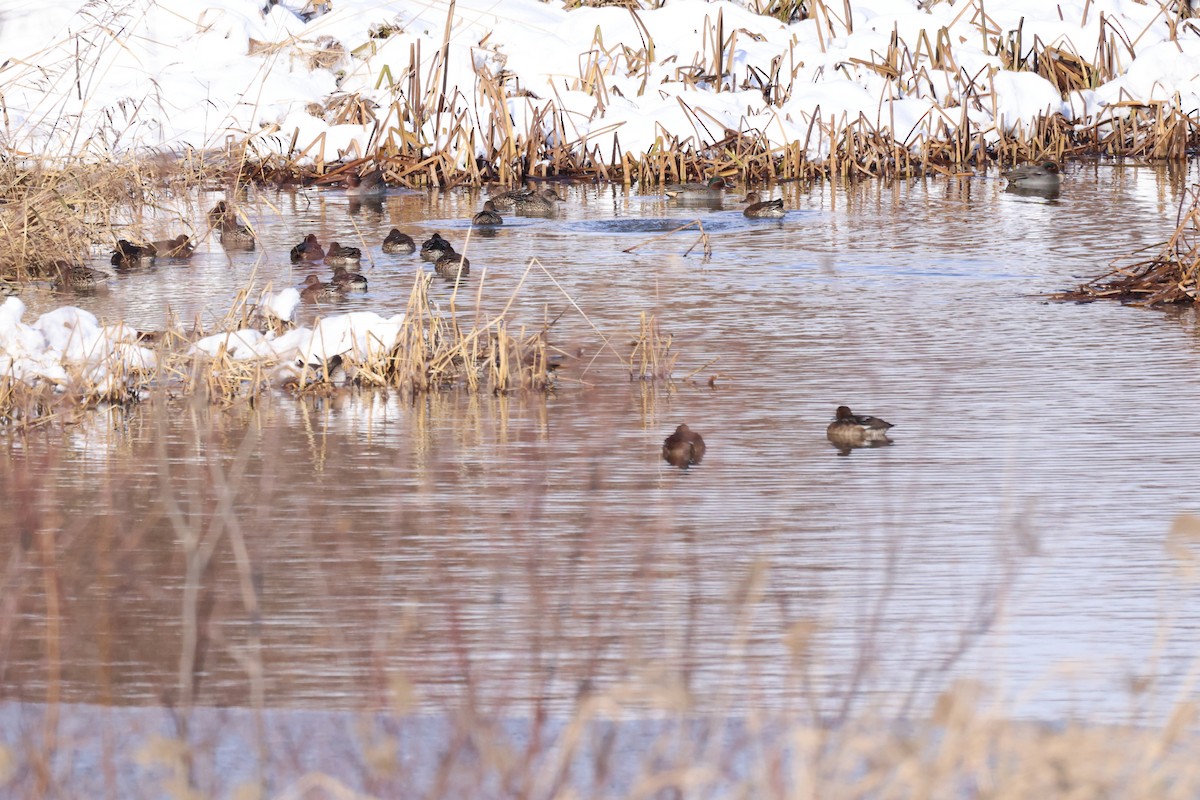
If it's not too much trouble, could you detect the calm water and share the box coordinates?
[4,163,1200,760]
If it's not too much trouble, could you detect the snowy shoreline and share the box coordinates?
[1,0,1197,171]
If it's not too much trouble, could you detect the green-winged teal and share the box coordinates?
[826,406,893,448]
[421,232,453,262]
[486,184,533,210]
[382,228,416,254]
[473,201,503,226]
[330,265,368,290]
[1003,161,1061,191]
[151,234,194,258]
[208,201,231,227]
[434,251,470,279]
[53,261,107,291]
[111,239,155,269]
[488,185,561,214]
[219,219,256,249]
[664,176,728,199]
[300,274,341,302]
[290,234,325,263]
[742,192,785,219]
[512,188,561,215]
[662,424,706,469]
[325,241,362,266]
[343,169,386,196]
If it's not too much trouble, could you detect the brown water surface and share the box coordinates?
[4,163,1200,728]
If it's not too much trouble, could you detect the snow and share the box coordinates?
[0,297,156,393]
[1,0,1197,163]
[3,0,1198,395]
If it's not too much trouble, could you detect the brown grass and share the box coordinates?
[0,265,679,428]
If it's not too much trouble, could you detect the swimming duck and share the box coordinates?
[343,169,386,196]
[825,406,894,448]
[487,184,562,214]
[52,262,107,290]
[290,234,325,263]
[434,251,470,279]
[472,201,503,227]
[111,239,156,268]
[219,219,256,249]
[486,185,535,210]
[662,424,706,469]
[420,232,453,262]
[325,241,362,266]
[300,274,341,303]
[742,192,786,219]
[1002,161,1061,191]
[382,228,416,254]
[330,265,368,291]
[150,234,195,259]
[510,188,562,215]
[207,201,231,227]
[664,176,728,199]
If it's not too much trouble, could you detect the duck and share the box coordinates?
[487,184,562,214]
[290,234,325,263]
[825,406,894,448]
[434,251,470,279]
[52,261,107,291]
[1002,161,1061,191]
[472,200,503,227]
[420,232,453,262]
[382,228,416,254]
[486,184,535,210]
[343,169,386,196]
[219,219,256,250]
[664,176,728,199]
[300,274,341,303]
[662,424,706,469]
[742,192,786,219]
[207,201,231,228]
[324,241,362,266]
[111,239,156,268]
[330,265,368,291]
[150,234,195,259]
[510,188,562,215]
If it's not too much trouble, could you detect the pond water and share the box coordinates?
[3,163,1200,783]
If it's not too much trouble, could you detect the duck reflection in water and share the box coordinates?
[662,424,706,469]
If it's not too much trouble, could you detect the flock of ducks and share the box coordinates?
[104,176,797,302]
[98,163,1066,466]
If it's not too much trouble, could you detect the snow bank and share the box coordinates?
[0,297,157,392]
[0,0,1194,163]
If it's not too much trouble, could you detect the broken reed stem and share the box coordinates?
[622,220,711,258]
[1053,183,1200,306]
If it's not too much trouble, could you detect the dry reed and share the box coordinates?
[1054,184,1200,306]
[0,267,680,428]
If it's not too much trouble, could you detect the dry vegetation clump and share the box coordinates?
[0,268,676,428]
[1055,185,1200,305]
[0,145,257,282]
